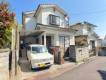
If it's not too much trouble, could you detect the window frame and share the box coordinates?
[49,14,60,26]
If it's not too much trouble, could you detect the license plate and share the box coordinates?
[39,64,45,67]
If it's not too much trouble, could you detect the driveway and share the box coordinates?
[53,57,106,80]
[19,53,76,80]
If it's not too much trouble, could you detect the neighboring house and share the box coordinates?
[69,22,99,62]
[21,4,75,59]
[71,22,99,51]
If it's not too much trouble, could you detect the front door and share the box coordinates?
[42,36,52,51]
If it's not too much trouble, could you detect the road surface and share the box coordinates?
[53,57,106,80]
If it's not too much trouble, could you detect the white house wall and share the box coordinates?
[43,27,58,34]
[23,5,75,48]
[101,40,106,47]
[37,10,42,24]
[75,29,83,36]
[25,16,36,32]
[55,10,67,28]
[70,36,75,45]
[41,7,53,25]
[41,7,68,28]
[42,28,74,46]
[58,31,75,45]
[97,39,102,47]
[24,6,69,32]
[88,35,98,50]
[75,28,88,36]
[82,29,88,35]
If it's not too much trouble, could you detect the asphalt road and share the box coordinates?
[53,57,106,80]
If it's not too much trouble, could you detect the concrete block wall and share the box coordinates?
[0,49,10,80]
[76,47,89,62]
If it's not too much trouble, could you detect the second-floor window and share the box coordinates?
[49,14,60,26]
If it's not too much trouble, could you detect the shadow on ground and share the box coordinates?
[98,70,106,80]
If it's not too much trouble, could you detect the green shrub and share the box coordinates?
[0,1,15,48]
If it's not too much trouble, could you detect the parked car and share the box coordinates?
[27,44,54,69]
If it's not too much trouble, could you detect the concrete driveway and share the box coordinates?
[53,57,106,80]
[19,56,76,80]
[19,56,52,80]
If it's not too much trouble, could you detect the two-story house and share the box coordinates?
[21,4,75,60]
[71,21,99,51]
[69,22,99,62]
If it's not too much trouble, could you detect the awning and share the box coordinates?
[21,30,44,37]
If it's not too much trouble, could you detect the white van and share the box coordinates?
[27,44,54,69]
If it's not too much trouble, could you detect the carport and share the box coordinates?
[19,29,49,60]
[19,30,49,77]
[21,30,46,45]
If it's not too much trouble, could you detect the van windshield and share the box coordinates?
[32,46,48,53]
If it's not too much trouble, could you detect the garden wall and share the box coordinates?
[0,49,10,80]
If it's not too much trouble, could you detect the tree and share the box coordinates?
[0,1,15,48]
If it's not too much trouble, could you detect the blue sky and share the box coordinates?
[6,0,106,38]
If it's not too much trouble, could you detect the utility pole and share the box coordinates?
[10,21,19,80]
